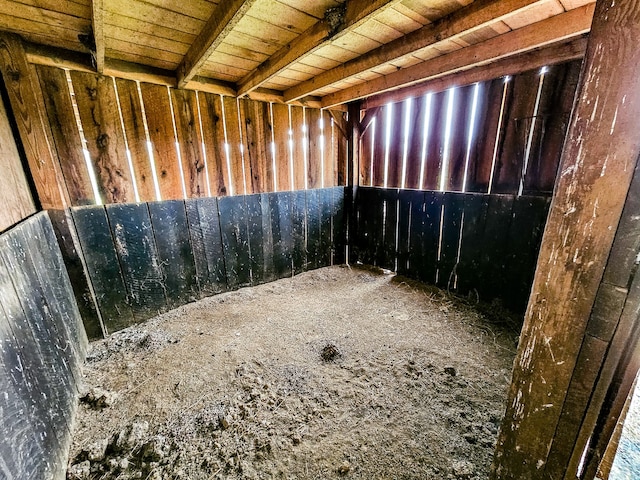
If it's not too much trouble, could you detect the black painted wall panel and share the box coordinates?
[0,212,86,480]
[353,187,549,313]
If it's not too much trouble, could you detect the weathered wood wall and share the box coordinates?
[34,65,346,207]
[70,187,345,337]
[351,187,550,312]
[359,60,582,197]
[0,76,35,231]
[0,212,87,480]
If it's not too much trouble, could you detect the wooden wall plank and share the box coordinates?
[185,197,227,296]
[70,70,134,203]
[48,209,103,340]
[372,106,387,187]
[466,78,506,193]
[322,110,335,188]
[335,111,348,186]
[114,78,157,202]
[246,193,267,284]
[290,105,306,190]
[272,102,291,191]
[106,203,167,322]
[239,98,272,194]
[198,92,231,197]
[0,225,76,447]
[0,82,35,231]
[0,32,68,209]
[404,95,426,190]
[0,259,59,479]
[222,96,246,196]
[386,101,404,189]
[139,82,184,200]
[446,84,474,192]
[0,304,52,479]
[359,112,375,187]
[436,193,464,289]
[36,65,93,206]
[217,195,251,288]
[307,107,323,189]
[492,69,539,195]
[424,91,446,191]
[33,213,88,358]
[148,200,198,308]
[171,88,207,198]
[523,60,582,195]
[268,191,293,278]
[291,190,307,274]
[456,193,489,293]
[331,187,346,265]
[305,188,321,270]
[71,205,134,333]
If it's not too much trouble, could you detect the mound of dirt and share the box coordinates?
[67,265,518,479]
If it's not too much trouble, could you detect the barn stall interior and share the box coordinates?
[1,0,640,478]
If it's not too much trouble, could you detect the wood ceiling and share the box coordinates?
[1,0,594,107]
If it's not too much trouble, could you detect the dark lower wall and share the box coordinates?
[71,187,346,337]
[0,212,87,480]
[350,187,550,313]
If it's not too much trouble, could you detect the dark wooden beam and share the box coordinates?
[236,0,400,97]
[177,0,258,88]
[321,4,594,108]
[491,0,640,477]
[284,0,544,103]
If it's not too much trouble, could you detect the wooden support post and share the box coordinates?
[492,0,640,478]
[0,33,69,209]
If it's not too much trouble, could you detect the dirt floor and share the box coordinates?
[66,265,520,480]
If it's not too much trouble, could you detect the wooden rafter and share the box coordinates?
[236,0,401,97]
[321,3,595,108]
[177,0,258,88]
[284,0,547,103]
[91,0,104,73]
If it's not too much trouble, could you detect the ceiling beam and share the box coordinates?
[177,0,258,88]
[91,0,104,73]
[284,0,547,103]
[236,0,401,97]
[321,3,595,108]
[361,36,587,109]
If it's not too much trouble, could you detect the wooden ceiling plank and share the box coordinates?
[104,12,196,44]
[236,0,402,97]
[0,14,87,50]
[16,0,91,19]
[177,0,259,88]
[321,4,594,107]
[106,0,205,35]
[106,25,191,56]
[107,51,180,72]
[91,0,104,72]
[0,0,90,31]
[285,0,550,102]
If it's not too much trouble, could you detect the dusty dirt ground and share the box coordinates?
[66,265,520,480]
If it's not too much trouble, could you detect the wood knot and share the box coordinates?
[7,68,20,82]
[86,86,98,101]
[97,133,109,149]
